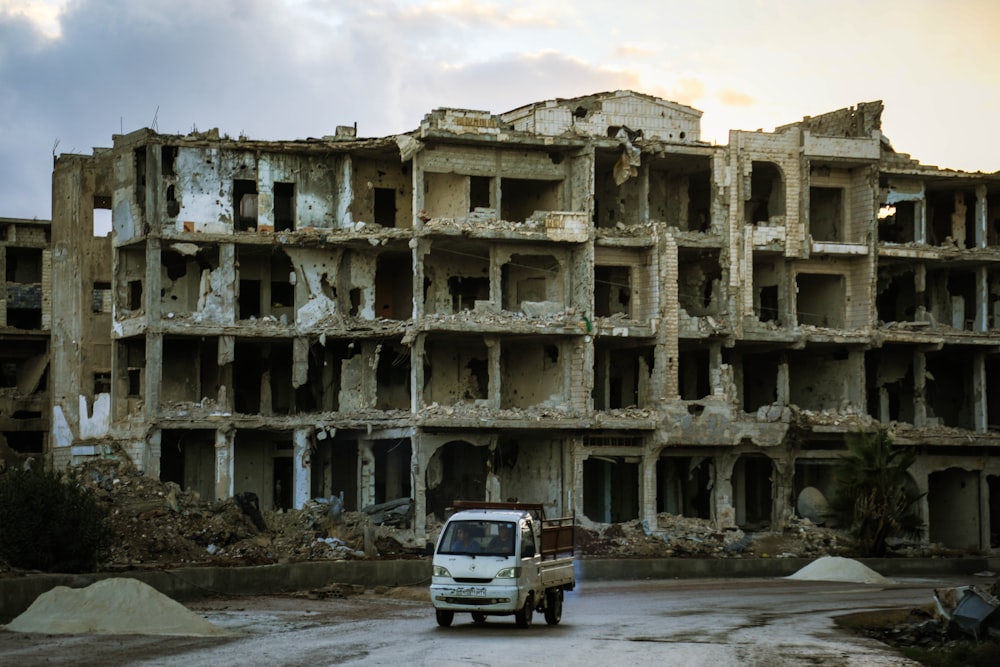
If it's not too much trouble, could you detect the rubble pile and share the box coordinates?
[0,455,884,574]
[839,580,1000,660]
[574,513,847,559]
[51,456,424,572]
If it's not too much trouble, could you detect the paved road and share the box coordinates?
[2,575,976,666]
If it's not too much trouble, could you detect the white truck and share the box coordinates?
[430,500,575,628]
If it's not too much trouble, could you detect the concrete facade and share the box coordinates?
[0,217,53,468]
[16,90,1000,550]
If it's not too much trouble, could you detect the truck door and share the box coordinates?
[520,520,541,592]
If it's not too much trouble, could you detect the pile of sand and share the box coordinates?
[786,556,892,585]
[3,578,230,636]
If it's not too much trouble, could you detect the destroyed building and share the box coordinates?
[7,90,999,551]
[1,216,53,468]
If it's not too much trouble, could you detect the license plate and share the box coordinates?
[449,586,487,597]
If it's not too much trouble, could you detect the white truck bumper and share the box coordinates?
[430,583,522,613]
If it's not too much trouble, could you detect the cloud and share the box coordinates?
[0,0,68,38]
[646,78,705,108]
[716,89,755,107]
[0,0,652,217]
[612,42,657,58]
[401,0,561,29]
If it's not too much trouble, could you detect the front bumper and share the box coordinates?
[430,583,521,613]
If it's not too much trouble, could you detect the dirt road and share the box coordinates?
[2,576,973,666]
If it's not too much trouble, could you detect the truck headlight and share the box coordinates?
[494,567,521,579]
[433,565,452,577]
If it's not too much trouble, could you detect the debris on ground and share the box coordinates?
[3,578,231,636]
[836,579,1000,664]
[0,453,962,576]
[574,513,847,560]
[786,556,892,585]
[56,456,426,572]
[934,585,1000,640]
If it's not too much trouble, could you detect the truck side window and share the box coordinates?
[520,523,536,558]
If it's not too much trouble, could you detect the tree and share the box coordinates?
[827,430,924,557]
[0,465,113,572]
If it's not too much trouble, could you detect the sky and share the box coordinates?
[2,0,999,220]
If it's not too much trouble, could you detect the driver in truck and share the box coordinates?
[450,526,481,553]
[487,523,514,555]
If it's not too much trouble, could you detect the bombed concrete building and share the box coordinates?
[36,90,1000,549]
[0,217,53,468]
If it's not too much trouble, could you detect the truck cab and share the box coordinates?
[430,501,574,628]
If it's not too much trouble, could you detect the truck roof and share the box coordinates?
[447,508,528,523]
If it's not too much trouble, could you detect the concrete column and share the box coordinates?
[913,351,927,427]
[145,237,161,321]
[708,343,723,395]
[973,352,987,433]
[908,458,931,543]
[776,355,790,405]
[411,151,425,232]
[915,196,927,245]
[214,428,234,501]
[771,456,794,529]
[219,243,236,324]
[976,184,988,249]
[976,266,989,332]
[714,452,738,528]
[485,436,501,502]
[563,436,577,518]
[638,160,650,223]
[641,448,658,530]
[980,470,991,551]
[217,335,234,411]
[358,439,375,509]
[292,428,311,510]
[145,428,162,479]
[485,336,500,409]
[572,445,586,524]
[412,431,427,537]
[145,332,162,420]
[847,349,865,410]
[879,386,890,424]
[292,337,309,390]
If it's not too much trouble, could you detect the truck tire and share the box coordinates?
[514,593,534,628]
[544,588,563,625]
[471,612,487,623]
[435,610,454,627]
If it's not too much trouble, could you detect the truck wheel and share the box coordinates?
[435,610,454,627]
[544,588,563,625]
[472,612,487,623]
[514,593,534,628]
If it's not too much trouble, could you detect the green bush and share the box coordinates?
[0,465,113,572]
[827,429,924,557]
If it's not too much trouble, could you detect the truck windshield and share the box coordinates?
[440,520,516,556]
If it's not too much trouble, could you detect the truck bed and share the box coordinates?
[539,556,575,589]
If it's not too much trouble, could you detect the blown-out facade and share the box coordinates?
[24,90,1000,548]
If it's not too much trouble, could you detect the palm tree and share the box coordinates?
[827,429,924,557]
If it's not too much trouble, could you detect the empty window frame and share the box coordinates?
[273,182,295,231]
[796,273,845,328]
[594,266,631,318]
[373,187,396,227]
[499,178,561,223]
[745,161,784,224]
[233,179,258,231]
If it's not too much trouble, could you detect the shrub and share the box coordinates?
[0,465,113,572]
[827,429,924,557]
